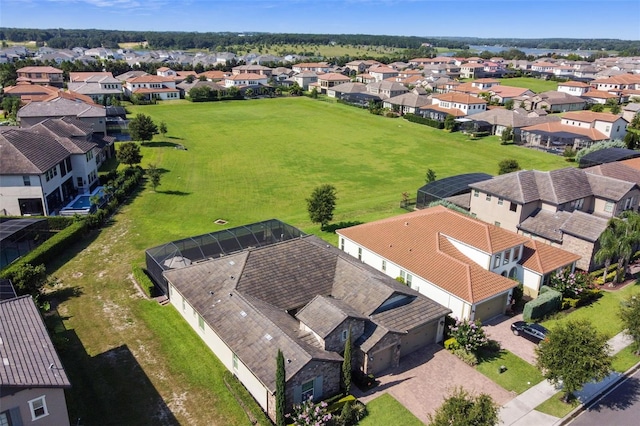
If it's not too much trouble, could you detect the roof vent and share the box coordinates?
[240,311,247,317]
[405,222,409,226]
[229,260,235,266]
[2,358,9,366]
[264,333,273,341]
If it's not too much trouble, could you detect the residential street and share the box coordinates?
[570,369,640,425]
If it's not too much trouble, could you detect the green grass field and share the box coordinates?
[358,394,424,426]
[126,97,568,251]
[541,283,640,339]
[499,77,558,93]
[476,350,544,394]
[50,97,570,424]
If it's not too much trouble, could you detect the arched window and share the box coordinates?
[509,267,518,278]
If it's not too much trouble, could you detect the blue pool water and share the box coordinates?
[69,195,92,209]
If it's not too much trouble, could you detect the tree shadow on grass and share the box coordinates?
[158,190,191,196]
[146,141,180,148]
[324,220,364,233]
[167,136,183,140]
[476,347,506,364]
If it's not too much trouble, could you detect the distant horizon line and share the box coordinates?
[1,27,638,42]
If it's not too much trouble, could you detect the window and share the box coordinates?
[340,238,344,251]
[513,245,521,261]
[494,221,501,227]
[473,189,479,197]
[509,202,517,212]
[358,247,362,261]
[232,353,239,371]
[498,198,504,205]
[494,253,501,268]
[301,380,314,402]
[198,314,205,331]
[23,176,31,186]
[28,396,48,420]
[575,198,584,210]
[341,329,348,342]
[66,157,72,172]
[400,270,406,280]
[503,249,511,265]
[381,259,386,272]
[406,273,413,287]
[486,194,492,201]
[604,201,614,213]
[624,197,633,210]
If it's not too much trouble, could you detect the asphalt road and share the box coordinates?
[570,369,640,425]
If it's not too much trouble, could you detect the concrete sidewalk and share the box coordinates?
[498,332,634,426]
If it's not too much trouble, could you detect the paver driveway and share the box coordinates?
[484,314,539,366]
[353,344,514,424]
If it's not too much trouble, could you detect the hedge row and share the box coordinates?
[523,286,562,321]
[403,113,445,129]
[0,220,87,280]
[132,265,155,298]
[222,371,272,426]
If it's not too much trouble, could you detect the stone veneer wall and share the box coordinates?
[562,234,596,271]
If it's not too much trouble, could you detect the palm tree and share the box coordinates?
[616,211,640,281]
[594,225,617,284]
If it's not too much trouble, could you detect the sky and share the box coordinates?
[2,0,639,40]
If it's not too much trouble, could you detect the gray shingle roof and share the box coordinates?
[518,209,570,242]
[585,173,636,201]
[163,234,449,392]
[585,162,640,186]
[30,118,97,154]
[470,168,602,205]
[561,211,609,242]
[17,97,105,119]
[0,295,71,388]
[0,128,70,174]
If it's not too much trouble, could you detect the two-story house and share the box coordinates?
[123,75,180,100]
[17,96,108,134]
[68,72,123,104]
[224,73,269,88]
[0,122,100,216]
[16,66,64,87]
[469,167,640,271]
[338,206,579,314]
[429,93,487,116]
[316,73,351,94]
[561,111,628,141]
[368,66,399,82]
[365,80,409,99]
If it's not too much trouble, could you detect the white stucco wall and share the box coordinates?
[168,284,269,411]
[0,175,46,215]
[522,268,544,297]
[339,235,471,319]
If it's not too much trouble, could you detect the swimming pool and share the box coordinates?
[60,187,105,216]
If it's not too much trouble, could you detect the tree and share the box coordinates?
[536,319,611,401]
[128,113,157,143]
[306,184,337,231]
[342,327,352,394]
[444,114,456,131]
[425,168,437,184]
[498,159,521,175]
[624,131,639,150]
[620,295,640,354]
[10,263,47,297]
[158,121,168,139]
[428,387,498,426]
[147,164,161,191]
[276,349,286,426]
[610,103,622,115]
[501,126,514,144]
[631,114,640,130]
[116,142,142,167]
[310,87,318,99]
[590,103,605,112]
[594,226,618,284]
[504,99,514,110]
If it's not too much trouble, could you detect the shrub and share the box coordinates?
[45,216,74,230]
[448,318,488,353]
[471,131,490,138]
[561,298,580,310]
[132,265,155,297]
[1,221,87,277]
[444,337,459,351]
[523,288,562,321]
[327,395,356,414]
[403,113,445,129]
[286,398,332,426]
[453,348,478,366]
[549,268,593,299]
[334,400,367,426]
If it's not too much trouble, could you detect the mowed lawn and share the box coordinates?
[126,97,568,252]
[51,98,570,424]
[499,77,558,93]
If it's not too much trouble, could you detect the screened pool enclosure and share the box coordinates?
[145,219,306,294]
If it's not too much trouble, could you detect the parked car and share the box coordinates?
[511,321,549,343]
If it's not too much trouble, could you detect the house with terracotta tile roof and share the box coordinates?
[292,62,333,73]
[150,222,450,421]
[557,81,591,97]
[460,63,485,79]
[123,75,179,100]
[317,73,351,94]
[16,66,64,87]
[338,206,579,316]
[489,86,535,104]
[469,167,640,271]
[1,82,60,103]
[67,72,123,104]
[224,72,269,88]
[591,74,640,93]
[430,93,487,117]
[561,111,628,140]
[519,90,587,113]
[368,66,399,82]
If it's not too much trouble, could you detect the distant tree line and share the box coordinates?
[433,36,640,54]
